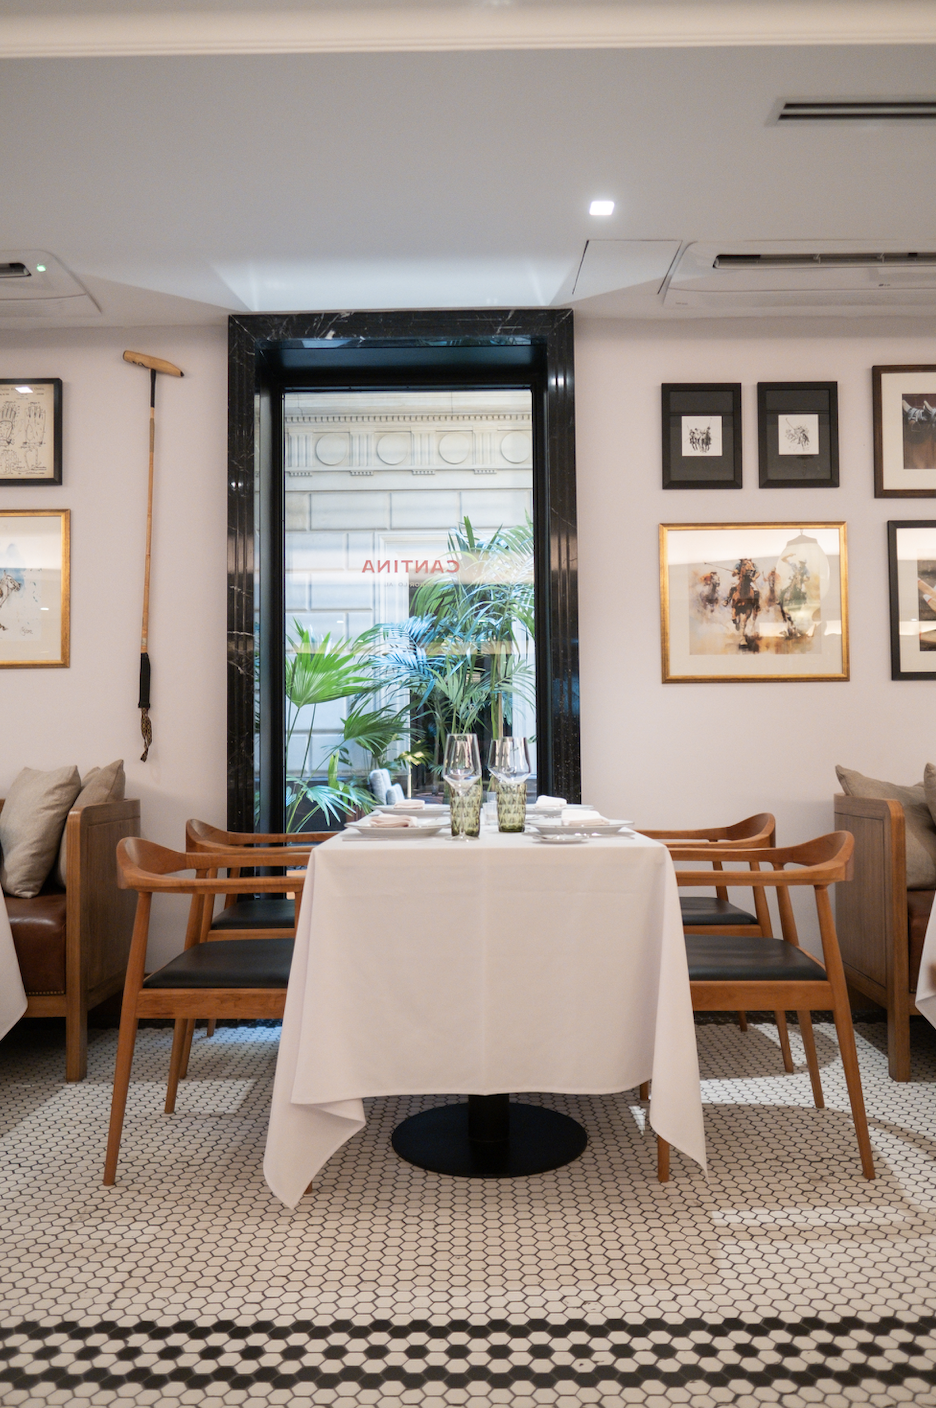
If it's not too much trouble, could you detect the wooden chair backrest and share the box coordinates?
[672,831,854,888]
[638,812,775,848]
[117,836,311,894]
[185,818,335,851]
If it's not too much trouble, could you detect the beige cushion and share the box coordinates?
[925,763,936,831]
[0,765,81,898]
[54,759,126,887]
[836,764,936,889]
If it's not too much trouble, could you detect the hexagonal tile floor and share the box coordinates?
[2,1015,936,1407]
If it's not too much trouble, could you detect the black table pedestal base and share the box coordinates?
[391,1094,587,1178]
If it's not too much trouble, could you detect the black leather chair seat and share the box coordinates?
[210,898,296,931]
[686,934,826,983]
[681,896,757,926]
[143,938,294,989]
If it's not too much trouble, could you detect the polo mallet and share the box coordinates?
[123,350,184,761]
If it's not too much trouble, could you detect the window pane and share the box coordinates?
[282,389,535,828]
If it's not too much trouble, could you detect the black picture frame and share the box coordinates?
[758,382,839,488]
[661,383,742,489]
[887,519,936,680]
[873,364,936,498]
[0,379,62,485]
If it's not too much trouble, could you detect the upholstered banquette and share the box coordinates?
[1,762,140,1080]
[834,763,936,1081]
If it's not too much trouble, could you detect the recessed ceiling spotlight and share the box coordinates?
[589,200,615,216]
[34,264,46,272]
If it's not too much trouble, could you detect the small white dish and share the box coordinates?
[535,831,589,845]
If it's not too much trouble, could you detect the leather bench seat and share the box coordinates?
[680,896,758,926]
[5,890,67,995]
[210,898,296,931]
[908,889,936,989]
[686,934,826,983]
[143,937,294,989]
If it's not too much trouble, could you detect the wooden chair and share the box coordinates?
[636,814,792,1066]
[656,831,875,1183]
[103,837,307,1186]
[185,819,335,941]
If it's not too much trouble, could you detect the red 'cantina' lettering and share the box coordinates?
[414,560,428,574]
[377,560,390,573]
[362,560,374,573]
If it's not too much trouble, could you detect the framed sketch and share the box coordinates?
[757,382,839,488]
[0,510,70,667]
[0,380,62,485]
[660,522,848,682]
[873,365,936,498]
[661,383,742,489]
[887,520,936,679]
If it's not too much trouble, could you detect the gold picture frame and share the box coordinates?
[660,522,848,682]
[0,509,70,667]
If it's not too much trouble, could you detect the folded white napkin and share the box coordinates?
[367,814,418,828]
[532,795,566,810]
[392,799,425,811]
[562,807,606,824]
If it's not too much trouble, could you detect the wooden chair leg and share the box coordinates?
[815,886,875,1179]
[103,1014,139,1186]
[178,1019,196,1080]
[639,1082,649,1100]
[164,1020,190,1114]
[206,1019,217,1038]
[775,1011,794,1073]
[737,1011,748,1032]
[65,993,88,1082]
[657,1136,670,1182]
[798,1011,824,1108]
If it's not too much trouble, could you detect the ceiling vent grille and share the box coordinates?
[714,252,936,270]
[777,100,936,121]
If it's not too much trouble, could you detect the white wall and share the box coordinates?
[576,316,936,949]
[0,325,228,964]
[4,315,936,966]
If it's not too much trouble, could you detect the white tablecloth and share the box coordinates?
[0,891,27,1042]
[916,900,936,1030]
[264,828,706,1206]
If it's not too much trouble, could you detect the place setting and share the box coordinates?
[345,732,637,844]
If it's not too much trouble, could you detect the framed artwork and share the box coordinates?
[887,520,936,679]
[661,383,742,489]
[0,510,70,667]
[757,382,839,488]
[660,522,848,682]
[873,364,936,498]
[0,379,62,485]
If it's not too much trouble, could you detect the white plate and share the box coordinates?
[346,821,447,839]
[375,803,450,818]
[530,819,634,837]
[534,831,589,845]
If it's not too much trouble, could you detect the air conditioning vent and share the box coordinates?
[777,100,936,121]
[0,249,99,320]
[662,241,936,314]
[713,253,936,270]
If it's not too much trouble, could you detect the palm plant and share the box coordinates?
[365,516,536,775]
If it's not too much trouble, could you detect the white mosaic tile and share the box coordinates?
[1,1015,935,1405]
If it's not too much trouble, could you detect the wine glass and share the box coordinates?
[443,733,482,840]
[488,738,531,832]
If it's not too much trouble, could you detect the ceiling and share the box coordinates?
[0,1,934,326]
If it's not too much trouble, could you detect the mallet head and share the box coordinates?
[123,350,184,377]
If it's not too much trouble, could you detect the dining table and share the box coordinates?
[264,822,707,1207]
[0,889,27,1043]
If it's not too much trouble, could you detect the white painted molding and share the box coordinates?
[1,3,935,59]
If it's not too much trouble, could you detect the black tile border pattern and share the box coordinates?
[3,1312,935,1397]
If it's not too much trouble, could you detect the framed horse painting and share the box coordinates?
[873,365,936,498]
[659,522,848,682]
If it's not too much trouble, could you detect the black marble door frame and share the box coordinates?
[227,309,580,833]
